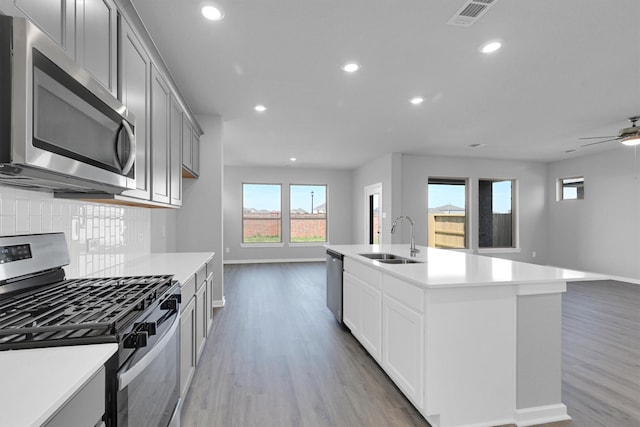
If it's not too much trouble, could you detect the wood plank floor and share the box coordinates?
[181,264,640,427]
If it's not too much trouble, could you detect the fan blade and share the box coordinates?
[580,138,620,147]
[578,135,617,140]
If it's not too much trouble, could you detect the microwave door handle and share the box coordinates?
[119,120,136,176]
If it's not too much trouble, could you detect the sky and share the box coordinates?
[428,181,512,213]
[243,184,326,212]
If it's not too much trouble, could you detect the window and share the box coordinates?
[290,185,327,243]
[559,177,584,200]
[427,178,468,249]
[478,179,515,248]
[242,184,281,243]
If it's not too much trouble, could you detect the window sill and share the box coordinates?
[240,243,285,248]
[289,242,328,247]
[477,247,522,254]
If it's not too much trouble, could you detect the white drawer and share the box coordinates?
[383,274,424,313]
[344,258,382,289]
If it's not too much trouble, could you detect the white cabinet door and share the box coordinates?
[150,65,170,204]
[119,17,150,200]
[169,96,182,206]
[74,0,116,94]
[179,296,196,398]
[195,280,207,363]
[382,295,424,410]
[360,280,382,362]
[343,272,361,334]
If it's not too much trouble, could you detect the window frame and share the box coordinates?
[476,178,520,253]
[557,176,584,201]
[427,177,470,250]
[289,183,328,245]
[241,182,283,245]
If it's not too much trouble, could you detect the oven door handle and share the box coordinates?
[118,312,179,391]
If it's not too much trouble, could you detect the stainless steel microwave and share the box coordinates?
[0,16,136,193]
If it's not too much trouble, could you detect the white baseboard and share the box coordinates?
[514,404,570,426]
[212,297,225,308]
[223,258,325,265]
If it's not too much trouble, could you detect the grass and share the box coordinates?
[243,235,281,243]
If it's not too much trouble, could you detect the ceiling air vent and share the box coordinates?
[447,0,499,27]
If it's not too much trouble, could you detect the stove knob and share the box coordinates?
[124,331,148,348]
[140,321,157,336]
[160,295,180,311]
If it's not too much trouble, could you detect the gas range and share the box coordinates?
[0,233,182,426]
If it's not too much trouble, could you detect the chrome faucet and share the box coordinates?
[391,215,420,256]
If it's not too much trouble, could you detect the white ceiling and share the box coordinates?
[131,0,640,169]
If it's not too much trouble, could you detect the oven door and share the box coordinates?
[116,311,180,427]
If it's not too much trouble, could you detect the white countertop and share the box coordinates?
[0,344,118,427]
[327,244,604,288]
[85,252,215,284]
[0,251,214,427]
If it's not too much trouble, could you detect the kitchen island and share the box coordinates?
[326,244,602,427]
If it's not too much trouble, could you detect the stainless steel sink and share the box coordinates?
[359,253,422,264]
[377,258,421,264]
[359,253,402,260]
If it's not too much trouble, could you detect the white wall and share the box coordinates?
[224,166,353,262]
[400,154,549,264]
[351,153,402,244]
[176,115,225,303]
[547,147,640,279]
[0,184,151,278]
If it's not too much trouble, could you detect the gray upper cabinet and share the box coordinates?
[150,65,171,204]
[182,115,200,178]
[74,0,117,94]
[170,96,182,206]
[119,16,151,201]
[5,0,75,53]
[182,116,194,173]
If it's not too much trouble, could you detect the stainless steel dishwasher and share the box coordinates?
[326,249,344,323]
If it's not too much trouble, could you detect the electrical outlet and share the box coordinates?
[532,251,537,258]
[225,247,230,253]
[137,233,144,242]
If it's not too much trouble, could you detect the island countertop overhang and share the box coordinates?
[326,244,604,290]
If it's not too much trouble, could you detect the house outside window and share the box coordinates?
[558,177,584,200]
[242,183,282,243]
[478,179,515,248]
[427,178,468,249]
[290,184,327,243]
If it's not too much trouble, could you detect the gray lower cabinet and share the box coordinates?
[43,366,105,427]
[179,276,197,398]
[119,16,151,200]
[179,258,214,399]
[150,65,171,204]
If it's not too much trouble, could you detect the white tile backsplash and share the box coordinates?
[0,185,151,278]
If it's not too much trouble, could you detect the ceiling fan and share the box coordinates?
[579,116,640,147]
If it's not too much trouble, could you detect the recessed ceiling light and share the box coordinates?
[342,62,360,73]
[201,4,224,21]
[254,104,267,112]
[480,40,502,54]
[290,157,297,162]
[410,97,424,105]
[467,143,486,148]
